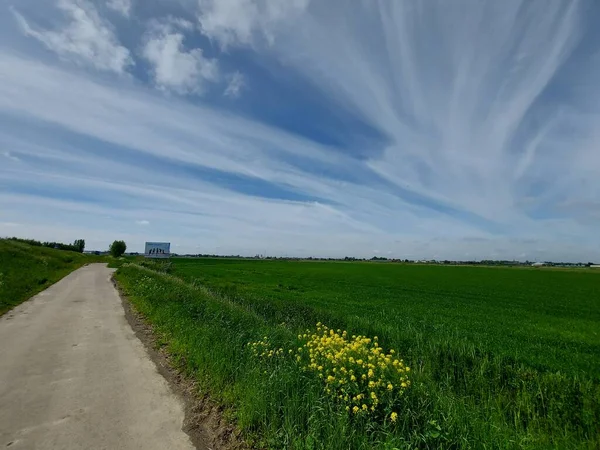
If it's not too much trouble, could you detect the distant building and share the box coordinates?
[531,262,545,267]
[590,265,600,268]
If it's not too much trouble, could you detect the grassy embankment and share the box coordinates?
[114,259,600,449]
[0,239,95,316]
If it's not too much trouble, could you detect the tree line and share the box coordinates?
[8,237,128,259]
[8,237,85,253]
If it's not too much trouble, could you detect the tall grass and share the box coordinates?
[0,239,95,315]
[115,262,600,449]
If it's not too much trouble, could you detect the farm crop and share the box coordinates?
[115,259,600,449]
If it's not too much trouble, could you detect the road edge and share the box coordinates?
[0,262,91,318]
[110,275,249,450]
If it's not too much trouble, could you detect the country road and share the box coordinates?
[0,264,195,450]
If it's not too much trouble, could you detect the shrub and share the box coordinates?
[110,240,127,258]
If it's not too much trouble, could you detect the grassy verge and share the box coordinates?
[0,239,99,316]
[114,261,600,449]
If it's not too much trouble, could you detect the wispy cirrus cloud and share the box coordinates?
[107,0,133,17]
[254,1,588,223]
[224,71,245,98]
[2,152,21,162]
[0,0,599,260]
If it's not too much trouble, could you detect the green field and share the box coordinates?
[0,239,95,316]
[115,258,600,449]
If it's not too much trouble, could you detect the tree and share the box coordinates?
[110,240,127,258]
[73,239,85,253]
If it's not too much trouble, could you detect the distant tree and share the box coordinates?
[371,256,388,261]
[110,240,127,258]
[73,239,85,253]
[39,240,78,252]
[9,237,43,246]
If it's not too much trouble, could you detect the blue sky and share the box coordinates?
[1,0,599,261]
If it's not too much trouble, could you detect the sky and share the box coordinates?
[0,0,599,261]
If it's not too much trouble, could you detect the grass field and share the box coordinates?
[0,239,94,316]
[115,258,600,449]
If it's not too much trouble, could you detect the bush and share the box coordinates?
[110,240,127,258]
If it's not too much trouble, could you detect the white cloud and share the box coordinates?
[224,71,245,97]
[1,1,600,260]
[135,219,150,225]
[3,152,20,162]
[0,52,380,221]
[2,188,596,261]
[162,16,195,31]
[107,0,132,17]
[12,0,132,74]
[253,0,593,225]
[197,0,310,47]
[142,22,219,94]
[1,50,597,261]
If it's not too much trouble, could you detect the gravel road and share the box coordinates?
[0,263,195,450]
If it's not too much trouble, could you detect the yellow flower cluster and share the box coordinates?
[248,337,285,359]
[296,323,410,421]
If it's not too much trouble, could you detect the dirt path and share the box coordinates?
[0,263,195,450]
